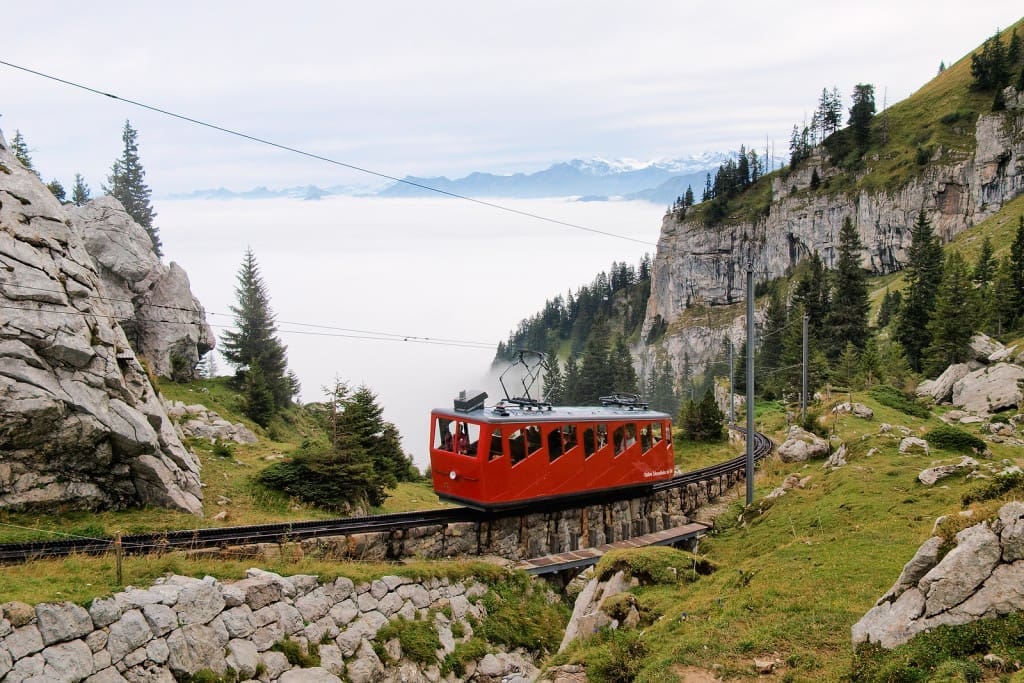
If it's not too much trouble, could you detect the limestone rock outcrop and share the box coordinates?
[69,196,214,380]
[852,502,1024,649]
[642,89,1024,383]
[777,426,829,462]
[0,130,203,514]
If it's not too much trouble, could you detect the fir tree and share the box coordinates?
[45,180,66,202]
[848,83,876,152]
[971,30,1010,91]
[71,173,91,206]
[221,248,294,423]
[578,321,613,403]
[825,217,870,359]
[1011,215,1024,325]
[609,336,638,394]
[10,130,38,177]
[990,256,1018,335]
[923,251,976,375]
[543,351,565,404]
[791,252,830,344]
[342,385,414,485]
[647,355,679,416]
[677,391,724,442]
[563,355,581,404]
[757,286,788,397]
[876,289,902,328]
[106,120,161,257]
[895,210,945,371]
[836,341,861,390]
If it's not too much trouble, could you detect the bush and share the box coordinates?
[375,616,440,664]
[585,629,649,683]
[962,469,1024,505]
[869,385,930,419]
[441,638,490,677]
[271,636,319,668]
[924,425,986,454]
[476,572,569,654]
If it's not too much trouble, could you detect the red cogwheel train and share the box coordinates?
[429,351,675,510]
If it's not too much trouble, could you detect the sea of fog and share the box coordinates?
[156,195,665,470]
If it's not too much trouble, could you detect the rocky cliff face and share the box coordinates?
[642,89,1024,376]
[70,196,214,381]
[0,130,203,515]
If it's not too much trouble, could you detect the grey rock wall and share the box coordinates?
[0,570,537,683]
[0,132,203,515]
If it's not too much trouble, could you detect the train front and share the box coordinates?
[429,390,489,506]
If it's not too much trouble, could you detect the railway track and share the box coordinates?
[0,427,772,564]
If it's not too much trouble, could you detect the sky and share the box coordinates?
[2,2,1021,195]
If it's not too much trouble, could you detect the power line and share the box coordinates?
[0,59,656,247]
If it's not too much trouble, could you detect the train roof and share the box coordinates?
[431,403,672,424]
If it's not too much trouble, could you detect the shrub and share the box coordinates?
[375,616,440,665]
[476,572,569,654]
[924,425,986,454]
[441,638,490,678]
[585,628,649,683]
[869,385,930,419]
[272,636,319,667]
[962,469,1024,505]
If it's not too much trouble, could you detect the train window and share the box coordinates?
[583,427,595,457]
[597,423,608,450]
[488,428,504,461]
[526,425,543,457]
[613,425,626,455]
[454,422,480,457]
[435,419,455,451]
[640,423,653,453]
[547,427,563,462]
[652,422,664,444]
[562,424,578,454]
[508,429,526,464]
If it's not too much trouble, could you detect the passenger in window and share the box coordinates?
[441,432,453,451]
[625,425,636,449]
[641,427,651,451]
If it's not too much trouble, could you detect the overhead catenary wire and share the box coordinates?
[0,59,657,248]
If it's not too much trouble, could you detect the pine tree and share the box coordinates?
[791,252,830,344]
[342,385,414,486]
[990,256,1018,335]
[973,235,996,332]
[10,130,39,177]
[836,341,861,390]
[876,289,902,328]
[609,336,638,394]
[543,351,564,404]
[971,30,1010,91]
[825,217,871,359]
[1011,215,1024,325]
[45,180,66,202]
[578,321,613,403]
[895,210,945,371]
[757,286,788,396]
[563,354,581,404]
[848,83,876,152]
[923,251,976,375]
[647,355,679,415]
[71,173,91,206]
[221,248,294,422]
[677,391,724,442]
[106,120,161,257]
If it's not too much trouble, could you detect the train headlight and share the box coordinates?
[449,470,457,481]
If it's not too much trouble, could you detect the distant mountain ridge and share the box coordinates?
[168,153,785,204]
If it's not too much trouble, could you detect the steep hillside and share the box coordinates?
[642,21,1024,382]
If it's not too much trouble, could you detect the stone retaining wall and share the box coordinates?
[190,473,740,564]
[0,569,534,683]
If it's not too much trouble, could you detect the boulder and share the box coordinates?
[69,198,214,381]
[918,457,978,485]
[833,402,874,419]
[899,437,930,455]
[952,364,1024,414]
[0,141,203,515]
[967,333,1004,363]
[777,426,829,462]
[917,364,971,404]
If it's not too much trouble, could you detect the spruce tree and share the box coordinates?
[757,286,788,397]
[791,252,830,344]
[1011,215,1024,325]
[10,130,39,177]
[563,355,581,404]
[71,173,91,206]
[923,251,975,375]
[647,355,678,415]
[610,336,638,394]
[221,248,294,423]
[543,351,564,404]
[342,385,413,486]
[991,256,1018,334]
[848,83,876,152]
[825,217,871,359]
[876,289,902,328]
[895,210,945,371]
[106,120,162,257]
[578,321,613,403]
[45,180,66,202]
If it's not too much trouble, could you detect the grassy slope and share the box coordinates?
[557,392,1023,681]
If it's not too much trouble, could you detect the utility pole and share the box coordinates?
[728,338,735,424]
[802,314,809,422]
[745,261,755,506]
